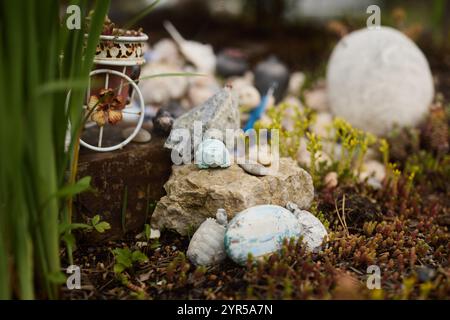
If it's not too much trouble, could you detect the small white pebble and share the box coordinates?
[122,127,151,143]
[149,228,161,239]
[324,171,338,188]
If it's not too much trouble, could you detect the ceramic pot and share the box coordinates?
[89,33,148,104]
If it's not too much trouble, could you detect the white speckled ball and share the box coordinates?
[326,27,434,135]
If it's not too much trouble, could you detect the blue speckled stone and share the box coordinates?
[224,205,301,265]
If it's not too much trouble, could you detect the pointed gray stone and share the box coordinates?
[164,86,240,156]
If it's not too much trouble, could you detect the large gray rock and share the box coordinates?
[151,158,314,235]
[164,86,240,155]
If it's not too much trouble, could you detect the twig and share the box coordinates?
[334,197,349,237]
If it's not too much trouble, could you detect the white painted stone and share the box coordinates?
[359,160,386,184]
[188,75,221,106]
[324,171,338,189]
[327,27,434,135]
[224,205,302,265]
[150,38,183,67]
[288,71,306,96]
[164,21,216,74]
[237,85,261,111]
[280,97,304,131]
[304,82,329,112]
[140,63,188,105]
[311,112,334,138]
[149,228,161,239]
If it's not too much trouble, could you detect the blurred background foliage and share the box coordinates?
[107,0,450,97]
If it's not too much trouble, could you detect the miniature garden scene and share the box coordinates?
[0,0,449,301]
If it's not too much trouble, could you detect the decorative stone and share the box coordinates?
[311,112,334,138]
[188,85,216,106]
[148,228,161,239]
[358,160,386,189]
[229,71,254,87]
[149,38,183,67]
[195,139,231,169]
[162,100,188,119]
[327,27,434,136]
[153,109,174,136]
[254,56,290,103]
[324,171,338,189]
[304,82,329,112]
[278,97,304,131]
[122,127,151,143]
[164,21,216,74]
[139,63,188,106]
[238,162,274,176]
[237,85,261,112]
[216,48,249,78]
[286,202,328,252]
[151,158,314,235]
[187,74,221,106]
[224,205,302,265]
[186,209,228,266]
[246,144,272,166]
[288,71,306,96]
[165,86,240,155]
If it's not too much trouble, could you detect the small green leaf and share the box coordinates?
[113,263,126,274]
[150,239,161,250]
[94,221,111,233]
[113,248,132,268]
[91,215,100,226]
[144,224,151,240]
[52,176,93,202]
[131,250,148,263]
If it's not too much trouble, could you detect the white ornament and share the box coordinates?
[286,202,328,252]
[225,205,302,265]
[150,38,183,67]
[140,63,188,106]
[164,21,216,74]
[237,85,261,111]
[326,27,434,135]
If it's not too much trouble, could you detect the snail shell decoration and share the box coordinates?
[187,209,228,266]
[286,202,328,252]
[195,139,231,169]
